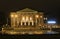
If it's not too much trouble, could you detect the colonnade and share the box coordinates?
[20,21,34,26]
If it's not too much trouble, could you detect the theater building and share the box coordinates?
[2,8,45,34]
[10,8,44,27]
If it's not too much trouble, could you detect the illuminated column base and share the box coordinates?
[32,21,34,26]
[24,22,26,26]
[28,22,30,26]
[21,22,22,26]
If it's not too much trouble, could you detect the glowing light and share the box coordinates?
[22,17,25,20]
[44,17,47,20]
[35,15,39,18]
[26,16,28,21]
[30,17,32,20]
[47,21,56,24]
[15,15,18,18]
[40,16,43,18]
[11,14,14,17]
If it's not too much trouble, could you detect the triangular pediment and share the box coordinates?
[17,8,37,12]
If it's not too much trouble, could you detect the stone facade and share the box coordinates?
[10,8,44,27]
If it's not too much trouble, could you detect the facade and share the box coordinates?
[2,8,59,34]
[10,8,44,27]
[2,8,45,34]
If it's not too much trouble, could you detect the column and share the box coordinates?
[17,17,20,27]
[14,18,15,27]
[39,18,41,26]
[32,21,34,26]
[17,20,19,27]
[28,22,30,26]
[21,21,22,26]
[11,18,12,27]
[36,19,37,26]
[24,22,26,26]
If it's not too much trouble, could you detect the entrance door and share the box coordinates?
[30,22,32,26]
[26,22,28,26]
[34,22,35,26]
[22,22,24,26]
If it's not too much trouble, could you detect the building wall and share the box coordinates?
[10,9,44,27]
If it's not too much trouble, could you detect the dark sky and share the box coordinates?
[0,0,60,25]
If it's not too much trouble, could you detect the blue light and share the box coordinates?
[47,21,56,24]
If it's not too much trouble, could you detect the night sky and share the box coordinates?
[0,0,60,25]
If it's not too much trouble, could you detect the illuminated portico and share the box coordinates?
[2,8,59,34]
[2,8,47,34]
[10,8,44,27]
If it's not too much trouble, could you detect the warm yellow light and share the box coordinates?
[26,16,28,21]
[11,14,14,17]
[30,17,32,20]
[15,15,18,18]
[35,15,39,18]
[22,17,25,20]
